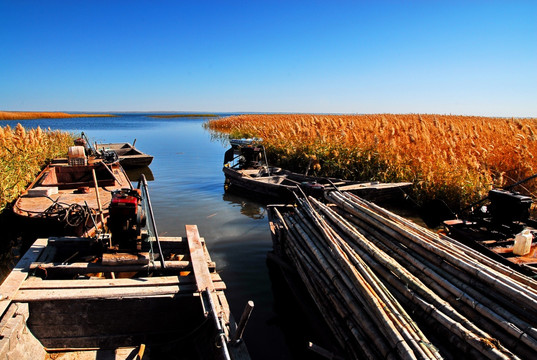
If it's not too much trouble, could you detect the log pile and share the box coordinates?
[269,191,537,359]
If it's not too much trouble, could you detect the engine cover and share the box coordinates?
[108,188,146,249]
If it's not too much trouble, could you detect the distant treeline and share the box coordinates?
[0,111,113,120]
[150,114,219,118]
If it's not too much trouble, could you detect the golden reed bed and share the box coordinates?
[0,111,112,120]
[0,124,74,211]
[207,114,537,210]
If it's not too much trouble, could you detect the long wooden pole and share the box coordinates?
[91,168,107,235]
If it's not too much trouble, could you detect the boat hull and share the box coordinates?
[223,166,412,203]
[13,159,132,237]
[97,143,153,168]
[0,232,250,359]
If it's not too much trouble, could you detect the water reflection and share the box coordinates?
[125,166,154,182]
[222,193,266,220]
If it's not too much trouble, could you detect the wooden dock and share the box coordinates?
[0,225,250,360]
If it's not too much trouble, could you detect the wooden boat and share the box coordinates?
[444,188,537,277]
[0,176,251,360]
[0,231,250,359]
[13,146,132,238]
[96,142,153,168]
[223,139,412,202]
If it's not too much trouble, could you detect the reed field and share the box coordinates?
[0,124,74,212]
[206,114,537,211]
[0,111,112,120]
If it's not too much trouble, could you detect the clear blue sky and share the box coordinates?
[1,1,536,117]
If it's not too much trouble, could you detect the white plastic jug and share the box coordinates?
[513,229,533,256]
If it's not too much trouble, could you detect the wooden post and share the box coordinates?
[231,300,254,344]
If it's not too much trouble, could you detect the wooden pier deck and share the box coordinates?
[0,225,250,360]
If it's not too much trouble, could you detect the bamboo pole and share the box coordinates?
[296,201,420,360]
[327,192,537,311]
[269,190,537,359]
[332,205,537,358]
[284,216,381,359]
[309,197,521,359]
[329,201,537,353]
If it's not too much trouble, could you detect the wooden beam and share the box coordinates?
[0,238,48,317]
[20,273,223,290]
[101,252,152,266]
[13,281,227,301]
[21,275,190,289]
[186,225,215,292]
[28,260,216,275]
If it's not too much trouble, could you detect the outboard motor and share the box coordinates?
[102,149,119,164]
[108,189,146,249]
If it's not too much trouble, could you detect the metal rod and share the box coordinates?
[204,289,231,360]
[139,174,166,269]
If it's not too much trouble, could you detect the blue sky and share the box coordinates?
[1,1,536,117]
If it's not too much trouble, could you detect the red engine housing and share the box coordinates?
[108,188,146,248]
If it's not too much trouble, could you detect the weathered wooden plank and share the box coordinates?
[15,281,227,301]
[186,225,215,292]
[15,284,190,301]
[20,277,225,291]
[101,252,152,265]
[43,347,148,360]
[157,236,184,242]
[21,275,209,289]
[0,238,48,317]
[200,237,213,262]
[0,303,19,333]
[28,260,215,274]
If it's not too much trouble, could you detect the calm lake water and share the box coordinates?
[2,114,325,360]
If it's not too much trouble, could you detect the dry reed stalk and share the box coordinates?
[206,114,537,210]
[0,124,74,211]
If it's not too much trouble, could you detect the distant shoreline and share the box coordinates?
[0,111,220,121]
[149,114,219,118]
[0,111,114,121]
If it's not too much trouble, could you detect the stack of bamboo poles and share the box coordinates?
[270,191,537,359]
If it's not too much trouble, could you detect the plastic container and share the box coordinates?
[513,229,533,256]
[68,146,87,166]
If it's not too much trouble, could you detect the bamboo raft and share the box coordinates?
[0,226,251,360]
[268,191,537,359]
